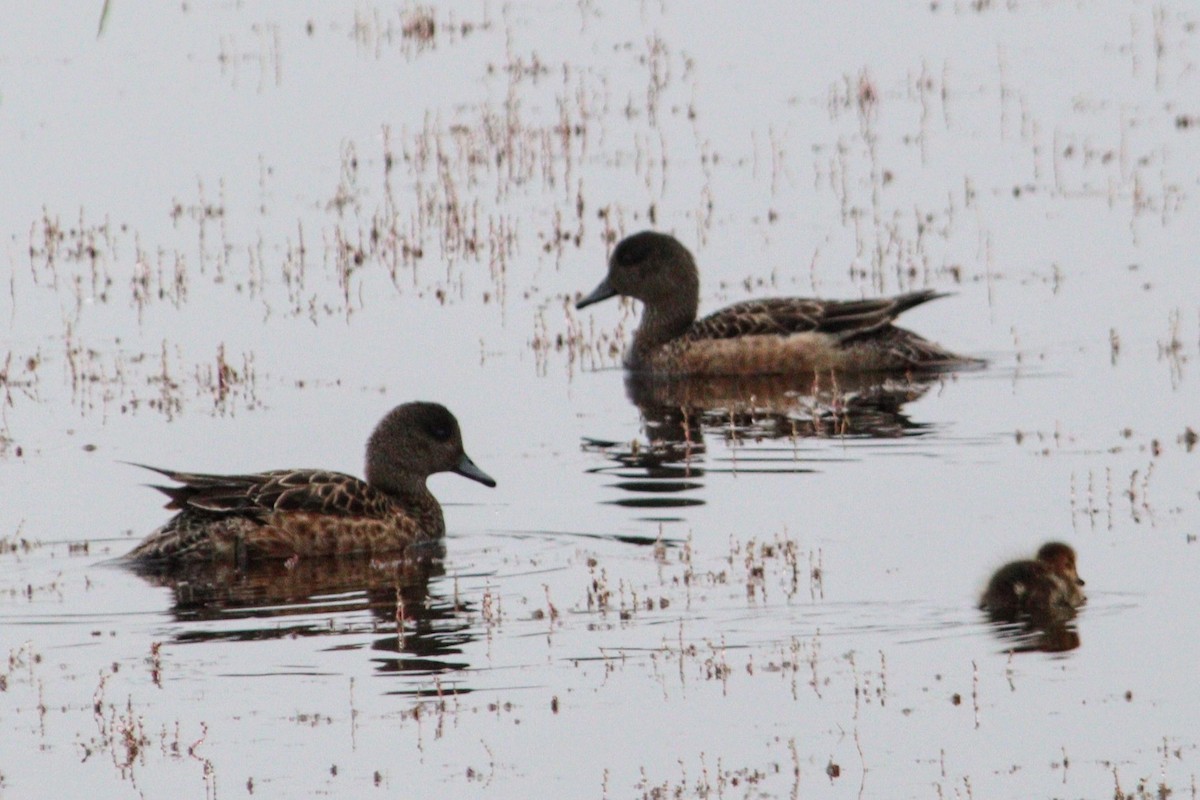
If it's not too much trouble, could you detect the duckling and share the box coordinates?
[980,542,1086,619]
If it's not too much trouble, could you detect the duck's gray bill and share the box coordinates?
[454,453,496,487]
[575,278,617,310]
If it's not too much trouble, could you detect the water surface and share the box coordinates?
[2,1,1199,797]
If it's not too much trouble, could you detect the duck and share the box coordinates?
[576,231,977,376]
[980,542,1087,619]
[124,402,495,564]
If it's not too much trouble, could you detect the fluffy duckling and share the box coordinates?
[980,542,1086,619]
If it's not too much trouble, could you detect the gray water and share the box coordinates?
[2,1,1199,797]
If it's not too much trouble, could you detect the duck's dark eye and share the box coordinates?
[615,238,649,267]
[428,425,453,442]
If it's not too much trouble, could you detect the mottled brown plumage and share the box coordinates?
[576,231,978,375]
[125,402,495,564]
[980,542,1087,621]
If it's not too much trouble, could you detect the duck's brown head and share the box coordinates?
[576,231,700,314]
[365,402,495,495]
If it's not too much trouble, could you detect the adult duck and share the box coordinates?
[125,402,495,564]
[576,231,977,375]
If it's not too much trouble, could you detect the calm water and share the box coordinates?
[2,1,1199,797]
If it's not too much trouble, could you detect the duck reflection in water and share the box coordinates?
[582,370,941,514]
[980,542,1087,654]
[128,550,479,685]
[574,232,983,513]
[121,401,495,686]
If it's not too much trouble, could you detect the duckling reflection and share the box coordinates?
[128,550,477,679]
[582,371,938,514]
[980,542,1086,654]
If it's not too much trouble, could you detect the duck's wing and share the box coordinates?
[132,465,394,518]
[687,290,948,341]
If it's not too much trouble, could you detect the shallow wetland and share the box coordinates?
[2,1,1200,798]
